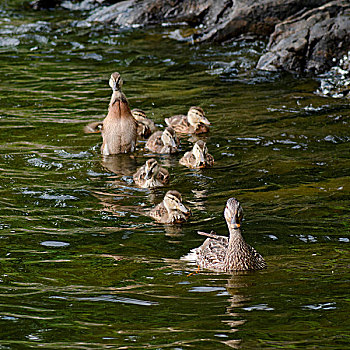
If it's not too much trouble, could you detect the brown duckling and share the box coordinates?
[100,72,137,155]
[179,140,214,169]
[184,198,266,272]
[133,158,169,188]
[165,106,210,134]
[149,190,191,224]
[132,108,157,138]
[83,121,103,133]
[145,127,179,154]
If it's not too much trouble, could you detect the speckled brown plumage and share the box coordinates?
[179,140,214,169]
[165,106,210,134]
[184,198,266,272]
[132,108,157,138]
[149,190,191,224]
[133,158,169,188]
[145,127,179,154]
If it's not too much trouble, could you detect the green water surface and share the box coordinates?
[0,2,349,349]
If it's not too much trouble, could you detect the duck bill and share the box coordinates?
[200,116,211,125]
[230,217,240,230]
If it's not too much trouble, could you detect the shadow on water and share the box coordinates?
[0,1,349,349]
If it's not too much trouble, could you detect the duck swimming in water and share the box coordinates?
[84,72,137,155]
[149,190,191,224]
[165,106,210,134]
[131,108,157,138]
[184,198,266,272]
[133,158,169,188]
[179,140,214,169]
[145,127,179,154]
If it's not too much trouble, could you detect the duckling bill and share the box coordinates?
[183,198,266,272]
[149,190,191,224]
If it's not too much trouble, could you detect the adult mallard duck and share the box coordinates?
[131,108,157,138]
[179,140,214,168]
[84,72,137,155]
[133,158,169,188]
[184,198,266,272]
[145,127,179,154]
[149,190,191,224]
[165,106,210,134]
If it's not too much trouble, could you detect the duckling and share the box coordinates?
[84,121,103,133]
[184,198,266,272]
[100,72,137,155]
[132,108,157,138]
[149,190,191,224]
[165,106,210,134]
[179,140,214,168]
[133,158,169,188]
[145,127,179,154]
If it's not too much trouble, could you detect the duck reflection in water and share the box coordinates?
[101,154,137,177]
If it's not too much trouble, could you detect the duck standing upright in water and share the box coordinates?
[184,198,266,272]
[145,127,179,154]
[149,190,191,224]
[100,72,137,155]
[133,158,169,188]
[132,108,157,138]
[180,140,214,169]
[165,106,210,134]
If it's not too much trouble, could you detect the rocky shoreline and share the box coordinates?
[31,0,350,85]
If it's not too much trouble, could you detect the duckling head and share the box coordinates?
[132,108,148,123]
[224,198,243,230]
[109,72,123,91]
[187,106,210,128]
[144,158,159,180]
[192,140,208,167]
[163,190,190,214]
[161,127,178,148]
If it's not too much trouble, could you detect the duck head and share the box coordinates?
[109,72,123,91]
[187,106,210,128]
[224,198,243,230]
[161,127,178,148]
[163,190,190,214]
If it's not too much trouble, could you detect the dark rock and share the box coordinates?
[87,0,230,28]
[30,0,62,9]
[257,0,350,74]
[195,0,330,42]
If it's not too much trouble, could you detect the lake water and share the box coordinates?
[0,2,349,349]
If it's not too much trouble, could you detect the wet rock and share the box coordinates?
[257,1,350,74]
[195,0,330,42]
[87,0,228,28]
